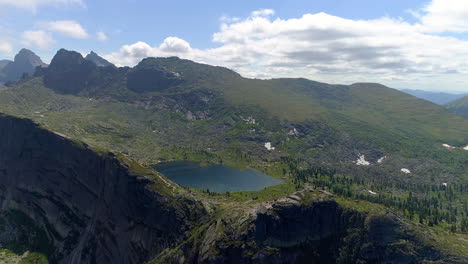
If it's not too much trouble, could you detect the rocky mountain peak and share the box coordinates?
[0,48,47,82]
[44,49,99,94]
[14,48,46,68]
[85,51,114,67]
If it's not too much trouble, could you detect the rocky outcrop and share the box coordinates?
[0,114,206,263]
[154,188,454,264]
[127,58,184,93]
[85,51,114,67]
[43,49,124,96]
[43,49,100,94]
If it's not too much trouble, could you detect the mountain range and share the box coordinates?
[401,88,468,105]
[0,48,466,263]
[0,49,114,85]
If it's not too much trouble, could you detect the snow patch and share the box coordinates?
[368,190,377,195]
[401,168,411,174]
[243,116,256,124]
[442,143,468,150]
[170,71,181,78]
[355,155,370,166]
[442,144,456,149]
[264,142,275,151]
[377,156,386,164]
[287,128,299,136]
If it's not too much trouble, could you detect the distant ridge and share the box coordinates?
[401,89,468,105]
[446,96,468,118]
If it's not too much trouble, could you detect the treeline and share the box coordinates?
[281,157,468,233]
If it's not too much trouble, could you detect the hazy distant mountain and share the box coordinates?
[401,89,468,105]
[446,96,468,118]
[0,48,47,83]
[0,59,11,70]
[84,51,114,67]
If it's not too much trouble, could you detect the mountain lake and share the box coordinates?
[152,161,284,193]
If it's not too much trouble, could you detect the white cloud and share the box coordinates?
[21,30,55,50]
[105,1,468,91]
[96,31,107,41]
[417,0,468,33]
[251,9,275,17]
[0,39,13,54]
[39,20,88,39]
[105,38,195,66]
[159,37,191,53]
[0,0,84,11]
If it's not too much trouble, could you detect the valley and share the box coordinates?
[0,48,466,263]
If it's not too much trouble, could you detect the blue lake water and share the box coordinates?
[152,161,283,193]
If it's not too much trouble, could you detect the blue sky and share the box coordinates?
[1,0,468,92]
[1,0,425,57]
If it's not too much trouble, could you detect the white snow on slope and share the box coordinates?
[401,168,411,174]
[377,156,386,164]
[264,142,275,151]
[355,155,370,166]
[442,144,456,149]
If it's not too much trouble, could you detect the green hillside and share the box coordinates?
[0,49,467,261]
[447,96,468,118]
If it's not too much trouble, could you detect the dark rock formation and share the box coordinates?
[154,188,456,264]
[0,114,206,263]
[127,58,184,93]
[43,49,124,96]
[43,49,99,94]
[85,51,114,67]
[0,49,47,82]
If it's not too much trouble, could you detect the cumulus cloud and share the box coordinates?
[105,38,195,66]
[39,20,88,39]
[0,0,84,11]
[96,31,107,41]
[417,0,468,33]
[159,37,191,53]
[105,3,468,91]
[21,30,55,49]
[0,38,13,54]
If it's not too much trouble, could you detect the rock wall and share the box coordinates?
[154,188,452,264]
[0,114,204,264]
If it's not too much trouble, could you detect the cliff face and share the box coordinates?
[0,114,205,264]
[0,114,464,264]
[154,188,452,264]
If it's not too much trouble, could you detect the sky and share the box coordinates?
[1,0,468,92]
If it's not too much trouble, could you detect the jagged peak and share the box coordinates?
[85,51,114,67]
[13,48,46,67]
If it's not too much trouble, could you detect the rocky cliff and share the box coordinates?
[153,188,460,264]
[0,114,206,264]
[0,113,465,264]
